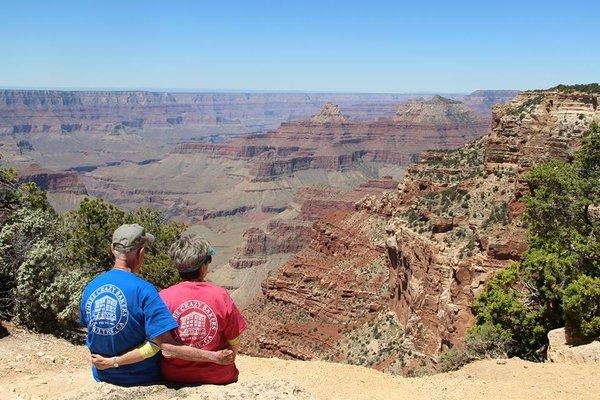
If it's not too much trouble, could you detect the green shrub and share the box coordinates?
[438,347,470,373]
[0,208,58,319]
[463,323,511,358]
[125,206,185,288]
[62,199,185,288]
[549,83,600,94]
[563,275,600,340]
[0,162,19,221]
[62,197,125,273]
[14,240,85,334]
[139,252,181,289]
[17,182,52,213]
[438,323,511,372]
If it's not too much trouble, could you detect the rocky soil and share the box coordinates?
[0,325,598,400]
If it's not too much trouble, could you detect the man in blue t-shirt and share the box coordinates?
[80,224,234,386]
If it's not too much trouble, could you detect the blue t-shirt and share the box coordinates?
[79,269,178,385]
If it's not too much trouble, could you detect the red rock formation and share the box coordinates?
[242,88,600,373]
[231,178,399,272]
[174,100,490,181]
[243,210,393,363]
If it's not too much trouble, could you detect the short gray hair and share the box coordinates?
[112,246,139,260]
[168,235,212,270]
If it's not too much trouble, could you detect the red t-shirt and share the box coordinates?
[159,281,247,384]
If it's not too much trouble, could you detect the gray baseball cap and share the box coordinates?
[112,224,155,252]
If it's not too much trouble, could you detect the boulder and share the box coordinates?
[547,327,600,364]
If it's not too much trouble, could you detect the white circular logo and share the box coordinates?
[172,300,219,347]
[85,284,129,336]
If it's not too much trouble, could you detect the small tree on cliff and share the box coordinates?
[125,206,185,288]
[63,197,126,273]
[63,197,185,288]
[473,123,600,359]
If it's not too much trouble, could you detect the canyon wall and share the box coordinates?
[17,164,87,195]
[0,90,443,136]
[242,88,600,373]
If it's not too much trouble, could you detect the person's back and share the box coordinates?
[81,268,178,385]
[160,281,245,384]
[79,224,189,385]
[159,236,246,384]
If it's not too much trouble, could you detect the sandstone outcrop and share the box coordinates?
[547,328,600,364]
[310,102,348,123]
[392,95,477,125]
[366,88,599,364]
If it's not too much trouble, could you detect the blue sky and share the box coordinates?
[1,0,598,93]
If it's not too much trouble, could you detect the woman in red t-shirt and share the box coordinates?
[159,235,246,384]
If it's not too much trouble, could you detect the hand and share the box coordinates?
[212,349,235,365]
[91,354,114,370]
[162,347,175,358]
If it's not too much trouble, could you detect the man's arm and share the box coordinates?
[91,340,160,370]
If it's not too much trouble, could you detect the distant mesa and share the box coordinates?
[393,95,477,125]
[310,102,348,124]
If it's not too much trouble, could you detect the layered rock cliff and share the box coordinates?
[242,87,600,373]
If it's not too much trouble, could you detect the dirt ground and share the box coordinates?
[0,325,598,400]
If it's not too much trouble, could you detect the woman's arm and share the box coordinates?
[228,336,240,356]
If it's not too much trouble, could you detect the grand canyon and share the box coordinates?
[243,87,600,373]
[0,89,515,304]
[3,2,600,398]
[1,86,598,379]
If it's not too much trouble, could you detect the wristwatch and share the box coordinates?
[112,356,120,368]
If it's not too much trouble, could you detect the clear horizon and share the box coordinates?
[0,85,511,94]
[2,0,599,93]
